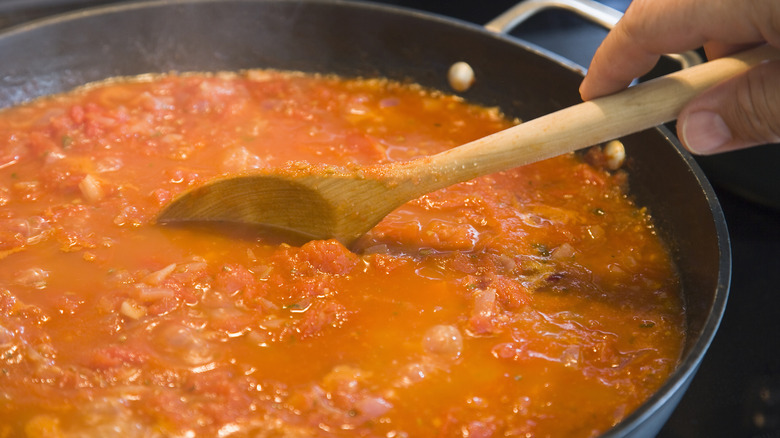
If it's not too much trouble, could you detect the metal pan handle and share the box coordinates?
[485,0,703,68]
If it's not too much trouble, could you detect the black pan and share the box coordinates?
[0,1,730,436]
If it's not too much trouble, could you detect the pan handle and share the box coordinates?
[485,0,703,68]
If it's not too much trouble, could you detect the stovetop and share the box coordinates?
[1,1,778,437]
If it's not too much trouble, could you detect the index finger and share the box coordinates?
[579,0,775,100]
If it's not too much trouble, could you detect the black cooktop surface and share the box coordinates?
[1,1,778,437]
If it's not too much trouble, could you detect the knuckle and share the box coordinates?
[756,0,780,47]
[727,61,780,144]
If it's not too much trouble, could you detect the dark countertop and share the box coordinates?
[663,190,780,438]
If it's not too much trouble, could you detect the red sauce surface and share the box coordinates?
[0,71,685,437]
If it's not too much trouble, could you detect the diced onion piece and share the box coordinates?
[156,323,214,366]
[0,216,52,247]
[142,263,177,286]
[14,268,49,289]
[552,242,576,259]
[448,61,475,92]
[322,365,366,391]
[354,396,393,420]
[119,300,147,320]
[468,288,497,335]
[252,264,274,280]
[94,156,123,173]
[23,216,52,245]
[604,140,626,170]
[134,284,175,302]
[422,324,463,360]
[78,174,104,203]
[498,254,516,271]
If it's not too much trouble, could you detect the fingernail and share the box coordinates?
[682,111,732,154]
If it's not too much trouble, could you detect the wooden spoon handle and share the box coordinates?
[404,44,780,191]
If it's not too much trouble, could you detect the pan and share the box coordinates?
[0,0,730,436]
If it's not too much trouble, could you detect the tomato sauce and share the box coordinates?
[0,71,685,437]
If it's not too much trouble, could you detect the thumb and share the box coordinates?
[678,59,780,155]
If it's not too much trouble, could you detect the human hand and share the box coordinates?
[579,0,780,155]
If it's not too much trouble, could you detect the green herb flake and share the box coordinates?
[62,135,73,148]
[639,321,656,328]
[532,243,550,257]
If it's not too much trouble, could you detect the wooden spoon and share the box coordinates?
[157,45,779,246]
